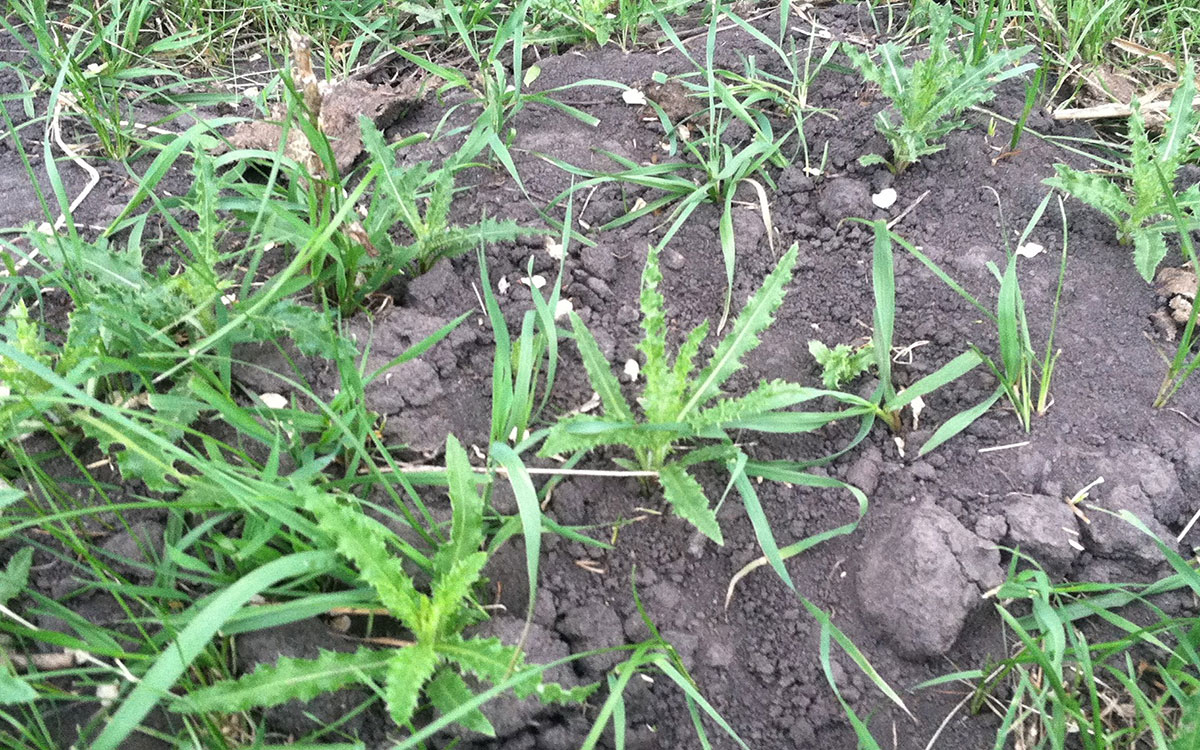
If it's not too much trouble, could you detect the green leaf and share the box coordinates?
[918,387,1004,455]
[659,464,722,544]
[682,244,799,418]
[0,670,36,705]
[426,668,495,736]
[1133,228,1169,283]
[808,340,874,389]
[430,552,488,638]
[302,490,423,627]
[1044,165,1131,229]
[0,547,32,605]
[733,466,791,590]
[567,312,633,422]
[443,435,484,567]
[386,643,439,727]
[638,244,675,424]
[173,648,392,713]
[689,380,824,431]
[490,443,541,617]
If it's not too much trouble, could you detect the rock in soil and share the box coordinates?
[1002,494,1081,575]
[856,502,1002,660]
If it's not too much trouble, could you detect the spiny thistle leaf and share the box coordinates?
[1044,166,1130,230]
[681,243,799,419]
[637,245,677,424]
[430,551,488,638]
[171,648,392,713]
[385,643,439,728]
[303,490,423,627]
[426,668,496,736]
[539,416,681,457]
[436,635,597,705]
[441,435,484,571]
[567,311,633,422]
[688,380,823,432]
[659,464,722,544]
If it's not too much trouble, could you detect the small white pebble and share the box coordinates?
[96,683,119,707]
[622,88,647,106]
[259,393,288,409]
[872,188,898,209]
[545,236,564,260]
[623,359,640,382]
[554,298,573,320]
[1016,242,1044,258]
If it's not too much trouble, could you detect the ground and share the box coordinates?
[2,1,1199,748]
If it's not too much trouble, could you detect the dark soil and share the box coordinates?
[5,3,1200,749]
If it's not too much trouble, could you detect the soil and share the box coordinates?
[5,3,1200,749]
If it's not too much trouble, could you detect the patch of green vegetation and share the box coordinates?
[808,338,874,389]
[1045,66,1200,283]
[846,0,1035,172]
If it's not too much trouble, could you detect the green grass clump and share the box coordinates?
[846,0,1035,172]
[940,510,1200,749]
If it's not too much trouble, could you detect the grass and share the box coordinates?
[3,0,1200,746]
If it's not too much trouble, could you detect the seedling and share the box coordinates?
[878,191,1069,433]
[845,0,1035,172]
[809,339,874,389]
[1045,66,1200,282]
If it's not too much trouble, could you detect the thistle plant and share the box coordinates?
[540,241,979,541]
[845,0,1034,172]
[174,436,593,736]
[1044,67,1200,282]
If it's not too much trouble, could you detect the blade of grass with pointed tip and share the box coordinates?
[732,463,792,590]
[490,443,540,616]
[918,387,1004,456]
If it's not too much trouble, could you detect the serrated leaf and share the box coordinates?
[443,435,483,567]
[172,648,392,713]
[567,312,633,422]
[1045,166,1132,229]
[385,643,439,727]
[638,245,674,424]
[303,492,423,626]
[0,547,33,605]
[437,635,522,685]
[426,668,495,736]
[681,244,799,419]
[430,552,487,638]
[540,416,680,457]
[1133,228,1170,282]
[688,380,823,431]
[659,464,722,544]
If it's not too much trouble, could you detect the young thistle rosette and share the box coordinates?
[541,243,861,543]
[1044,65,1200,282]
[845,1,1035,172]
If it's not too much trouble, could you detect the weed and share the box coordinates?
[809,339,875,389]
[870,191,1068,436]
[948,509,1200,749]
[174,436,594,736]
[846,0,1035,172]
[1045,65,1200,282]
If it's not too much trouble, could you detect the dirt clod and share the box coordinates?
[856,502,1002,659]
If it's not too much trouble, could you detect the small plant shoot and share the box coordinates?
[845,1,1035,172]
[1045,65,1200,282]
